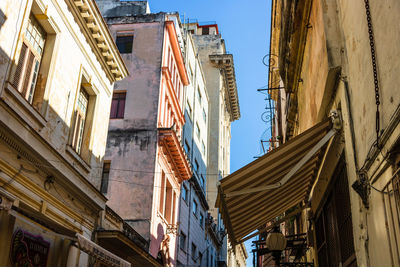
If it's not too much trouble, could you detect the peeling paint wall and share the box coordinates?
[104,19,164,240]
[273,0,400,266]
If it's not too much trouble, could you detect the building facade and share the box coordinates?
[176,26,214,267]
[97,2,192,266]
[217,1,400,267]
[0,0,128,266]
[189,23,246,266]
[267,0,400,266]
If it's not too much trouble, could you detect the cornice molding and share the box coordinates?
[209,54,240,121]
[65,0,128,83]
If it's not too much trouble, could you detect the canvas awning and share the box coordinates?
[76,234,131,267]
[216,120,336,244]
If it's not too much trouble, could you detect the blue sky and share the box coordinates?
[149,1,272,265]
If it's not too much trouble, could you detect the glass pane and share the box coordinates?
[116,35,133,54]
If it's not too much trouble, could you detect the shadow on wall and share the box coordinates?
[0,6,105,191]
[0,8,8,80]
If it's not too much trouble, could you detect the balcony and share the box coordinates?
[158,129,192,182]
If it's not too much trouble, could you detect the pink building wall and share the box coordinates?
[104,14,190,266]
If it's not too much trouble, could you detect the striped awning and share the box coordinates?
[216,120,335,244]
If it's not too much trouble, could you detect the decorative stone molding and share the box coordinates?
[66,0,128,82]
[209,54,240,121]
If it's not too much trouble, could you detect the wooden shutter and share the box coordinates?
[21,50,35,97]
[12,43,28,89]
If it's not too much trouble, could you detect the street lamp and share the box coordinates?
[266,226,286,266]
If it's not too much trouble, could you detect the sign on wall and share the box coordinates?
[10,229,50,267]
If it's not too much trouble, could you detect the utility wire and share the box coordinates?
[1,150,228,177]
[0,150,224,193]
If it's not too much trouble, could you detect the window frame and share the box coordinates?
[179,231,186,251]
[100,161,111,194]
[192,199,198,218]
[201,140,206,156]
[199,212,204,228]
[184,139,191,156]
[71,87,89,155]
[110,91,126,119]
[182,183,188,204]
[12,14,46,104]
[194,159,199,174]
[115,32,134,54]
[197,86,202,104]
[196,122,200,139]
[191,242,197,260]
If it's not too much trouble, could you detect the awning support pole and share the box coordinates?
[226,129,337,197]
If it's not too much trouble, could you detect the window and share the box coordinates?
[159,171,175,223]
[182,183,188,203]
[159,171,166,214]
[191,243,197,259]
[186,100,192,121]
[71,88,89,154]
[199,212,204,228]
[202,27,209,35]
[179,232,186,251]
[188,64,193,83]
[197,87,202,104]
[12,14,46,104]
[202,108,207,123]
[192,200,198,217]
[184,139,191,155]
[110,92,126,119]
[100,161,110,194]
[199,174,205,191]
[116,33,133,54]
[194,159,199,174]
[196,123,200,139]
[198,252,203,264]
[201,141,206,156]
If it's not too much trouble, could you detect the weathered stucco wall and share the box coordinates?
[337,0,400,168]
[0,0,116,190]
[297,0,328,133]
[0,0,122,265]
[193,34,225,218]
[275,0,400,266]
[178,32,210,266]
[104,20,163,239]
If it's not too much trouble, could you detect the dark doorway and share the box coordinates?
[315,156,357,267]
